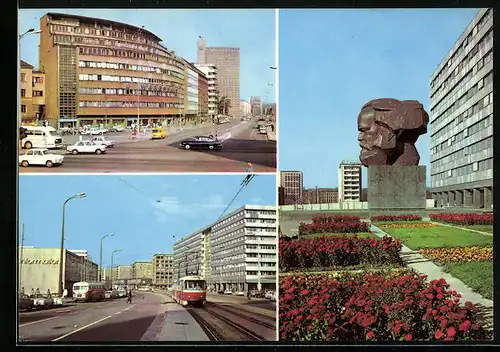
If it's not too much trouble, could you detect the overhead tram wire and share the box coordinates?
[117,176,161,203]
[217,175,256,221]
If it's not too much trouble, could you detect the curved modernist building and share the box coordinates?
[39,13,190,128]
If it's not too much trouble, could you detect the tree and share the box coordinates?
[216,95,231,115]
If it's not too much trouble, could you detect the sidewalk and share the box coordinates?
[154,295,209,341]
[370,224,493,330]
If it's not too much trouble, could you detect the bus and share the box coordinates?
[172,275,207,307]
[21,126,64,150]
[72,282,106,302]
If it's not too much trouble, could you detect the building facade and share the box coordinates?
[250,96,262,116]
[173,205,277,293]
[279,171,304,205]
[197,67,209,122]
[19,247,98,296]
[194,63,218,121]
[197,38,240,117]
[39,12,189,129]
[20,60,46,124]
[116,264,133,280]
[185,63,199,119]
[338,161,362,202]
[152,253,174,288]
[262,103,276,119]
[240,99,251,116]
[303,188,339,204]
[132,261,153,279]
[429,8,493,209]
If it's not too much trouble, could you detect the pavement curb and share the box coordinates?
[140,305,167,341]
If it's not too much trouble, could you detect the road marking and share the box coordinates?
[19,316,58,327]
[115,312,121,315]
[52,315,112,341]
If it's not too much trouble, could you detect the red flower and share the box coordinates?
[440,319,448,329]
[405,334,412,341]
[447,326,456,337]
[435,329,444,339]
[427,293,434,300]
[300,289,309,295]
[366,331,375,339]
[459,320,471,331]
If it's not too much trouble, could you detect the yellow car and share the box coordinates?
[152,128,167,139]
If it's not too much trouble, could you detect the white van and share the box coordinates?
[21,126,64,149]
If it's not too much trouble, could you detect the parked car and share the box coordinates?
[217,289,225,295]
[265,291,275,300]
[259,127,267,134]
[250,290,265,298]
[224,289,232,295]
[109,125,125,132]
[53,296,64,306]
[19,293,34,311]
[270,291,277,302]
[67,141,107,155]
[234,291,245,296]
[180,136,223,150]
[91,136,115,148]
[19,148,64,168]
[105,291,113,299]
[31,294,54,309]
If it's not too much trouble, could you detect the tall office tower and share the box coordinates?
[279,171,304,204]
[195,63,218,120]
[250,96,262,116]
[197,38,240,117]
[429,8,493,209]
[338,161,362,202]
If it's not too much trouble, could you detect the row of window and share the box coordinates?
[79,101,184,109]
[432,157,493,181]
[431,136,493,168]
[431,29,493,103]
[51,23,178,61]
[78,73,184,88]
[430,47,493,125]
[78,60,184,79]
[431,82,492,140]
[20,89,44,97]
[432,113,492,156]
[78,46,182,69]
[431,9,492,87]
[79,87,181,98]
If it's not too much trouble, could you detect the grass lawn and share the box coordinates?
[379,224,493,250]
[463,224,494,234]
[441,261,493,300]
[301,232,375,239]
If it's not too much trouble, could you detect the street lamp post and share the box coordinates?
[58,192,86,296]
[110,249,122,289]
[99,233,114,282]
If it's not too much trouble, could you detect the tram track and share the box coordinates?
[187,306,269,341]
[205,302,275,330]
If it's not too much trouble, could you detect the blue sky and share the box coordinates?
[19,9,276,103]
[278,9,479,188]
[19,175,276,267]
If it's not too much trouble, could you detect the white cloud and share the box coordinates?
[201,195,226,209]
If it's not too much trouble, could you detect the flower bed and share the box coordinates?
[299,221,370,235]
[279,272,491,341]
[312,215,360,223]
[429,213,493,225]
[371,215,422,222]
[379,223,438,229]
[419,246,493,263]
[279,235,403,271]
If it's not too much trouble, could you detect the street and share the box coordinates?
[18,291,277,342]
[19,119,276,173]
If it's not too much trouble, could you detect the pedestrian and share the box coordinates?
[35,288,40,295]
[127,289,132,304]
[47,289,51,297]
[63,288,68,298]
[247,290,251,300]
[246,162,253,173]
[30,288,34,297]
[131,129,137,139]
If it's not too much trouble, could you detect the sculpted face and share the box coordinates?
[358,108,393,166]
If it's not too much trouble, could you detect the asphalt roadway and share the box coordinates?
[18,293,163,342]
[19,120,276,173]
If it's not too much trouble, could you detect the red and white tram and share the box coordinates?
[72,282,106,302]
[172,275,207,307]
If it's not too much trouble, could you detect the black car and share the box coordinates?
[180,136,223,150]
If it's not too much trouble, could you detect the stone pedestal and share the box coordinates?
[367,165,426,211]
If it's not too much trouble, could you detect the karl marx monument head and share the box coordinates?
[357,98,429,167]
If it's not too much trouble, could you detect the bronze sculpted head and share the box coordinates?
[357,98,429,167]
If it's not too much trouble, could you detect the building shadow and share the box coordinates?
[20,314,158,343]
[167,138,277,169]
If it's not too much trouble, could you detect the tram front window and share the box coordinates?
[185,280,206,290]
